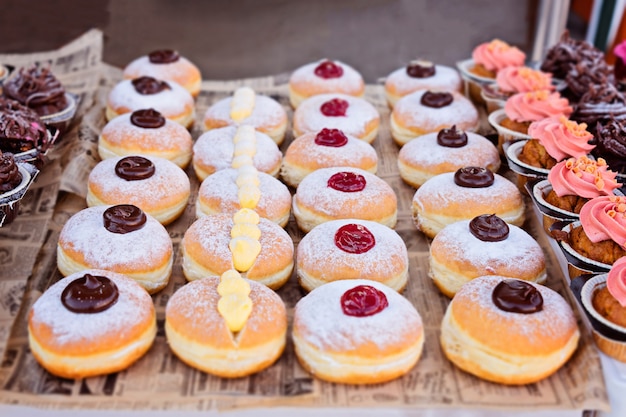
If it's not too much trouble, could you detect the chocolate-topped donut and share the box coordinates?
[132,76,171,95]
[492,279,543,314]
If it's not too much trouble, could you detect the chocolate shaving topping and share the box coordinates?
[420,91,453,108]
[131,76,171,95]
[0,97,48,154]
[3,64,68,116]
[469,214,509,242]
[406,60,436,78]
[540,30,605,79]
[103,204,147,234]
[571,83,626,132]
[453,166,494,188]
[590,118,626,174]
[61,273,119,314]
[437,125,467,147]
[148,49,180,64]
[0,151,22,193]
[115,156,155,181]
[492,279,543,314]
[130,108,166,129]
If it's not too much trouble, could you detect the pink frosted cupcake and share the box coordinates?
[482,66,554,113]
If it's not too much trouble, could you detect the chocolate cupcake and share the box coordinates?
[540,31,605,80]
[561,58,614,103]
[571,83,626,134]
[590,118,626,175]
[0,97,50,156]
[0,150,34,226]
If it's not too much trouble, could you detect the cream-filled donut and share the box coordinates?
[292,93,380,144]
[292,279,424,384]
[28,269,156,379]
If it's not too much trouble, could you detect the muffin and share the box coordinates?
[0,150,34,225]
[470,39,526,79]
[481,66,554,113]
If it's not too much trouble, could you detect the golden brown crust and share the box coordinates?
[500,117,530,135]
[593,287,626,327]
[569,225,626,265]
[544,189,587,214]
[518,139,557,169]
[469,63,496,79]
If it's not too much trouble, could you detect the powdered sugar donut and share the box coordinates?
[28,269,156,379]
[390,90,479,145]
[288,59,365,108]
[292,93,380,144]
[196,168,291,227]
[192,126,282,181]
[87,155,190,225]
[297,219,408,292]
[98,109,193,168]
[293,167,398,233]
[292,279,424,384]
[106,77,195,128]
[281,128,378,188]
[57,204,173,294]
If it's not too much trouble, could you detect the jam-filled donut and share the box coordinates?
[397,126,500,188]
[123,49,202,97]
[165,274,287,377]
[28,269,156,379]
[390,89,479,145]
[288,59,365,108]
[106,76,195,128]
[98,108,193,168]
[297,219,408,292]
[412,167,525,238]
[292,93,381,144]
[440,276,580,384]
[384,60,463,108]
[292,279,424,384]
[57,204,173,294]
[196,168,291,227]
[192,125,282,181]
[202,87,288,145]
[292,167,398,233]
[430,215,547,298]
[181,213,294,290]
[281,128,378,188]
[87,155,191,225]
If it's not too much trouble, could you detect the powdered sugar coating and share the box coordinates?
[29,269,154,347]
[58,205,172,271]
[193,126,281,175]
[107,79,194,117]
[385,65,462,96]
[289,60,364,95]
[293,94,380,139]
[203,94,286,130]
[293,279,422,352]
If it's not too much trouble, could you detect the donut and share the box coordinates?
[87,155,191,225]
[390,90,479,146]
[281,128,378,188]
[292,279,424,384]
[384,60,462,108]
[429,215,547,298]
[181,213,294,290]
[202,87,288,145]
[98,109,193,168]
[123,49,202,97]
[165,274,287,378]
[288,59,365,108]
[192,125,282,181]
[196,168,291,227]
[106,76,195,128]
[397,126,500,188]
[57,204,173,294]
[292,93,380,144]
[296,219,408,292]
[28,269,156,379]
[440,276,580,385]
[292,167,398,233]
[412,167,525,238]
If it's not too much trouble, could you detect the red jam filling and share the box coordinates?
[341,285,389,317]
[327,171,366,192]
[320,98,349,117]
[314,60,344,79]
[315,128,348,147]
[334,223,376,254]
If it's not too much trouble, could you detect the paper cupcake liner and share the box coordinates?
[503,139,548,193]
[593,330,626,362]
[456,59,493,106]
[480,83,508,114]
[488,109,532,154]
[40,92,79,135]
[526,179,579,234]
[0,162,39,227]
[551,221,612,280]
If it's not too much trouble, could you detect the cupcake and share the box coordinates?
[590,118,626,176]
[0,150,34,226]
[571,83,626,134]
[560,59,614,104]
[540,31,605,80]
[0,97,51,159]
[481,66,554,113]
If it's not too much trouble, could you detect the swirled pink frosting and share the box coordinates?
[580,195,626,247]
[528,116,595,160]
[472,39,526,72]
[504,90,572,123]
[548,155,619,198]
[496,66,554,94]
[607,256,626,307]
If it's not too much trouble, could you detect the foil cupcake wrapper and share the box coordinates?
[527,179,579,222]
[455,58,494,85]
[488,108,532,146]
[40,92,79,134]
[0,162,39,227]
[551,220,612,276]
[504,139,549,179]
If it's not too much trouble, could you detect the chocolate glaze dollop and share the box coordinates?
[0,97,48,154]
[406,60,436,78]
[437,125,467,148]
[0,152,22,193]
[148,49,180,64]
[3,65,68,116]
[590,118,626,174]
[115,156,155,181]
[492,279,543,314]
[130,108,166,129]
[103,204,147,234]
[571,83,626,132]
[540,31,605,79]
[61,273,119,314]
[132,76,171,95]
[420,91,453,108]
[562,59,614,103]
[454,166,494,188]
[469,214,509,242]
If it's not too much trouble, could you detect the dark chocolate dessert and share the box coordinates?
[3,64,68,116]
[0,98,48,154]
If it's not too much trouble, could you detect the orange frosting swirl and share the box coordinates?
[504,90,572,123]
[548,156,619,198]
[496,66,554,94]
[607,257,626,307]
[528,116,595,160]
[580,195,626,247]
[472,39,526,72]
